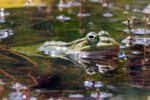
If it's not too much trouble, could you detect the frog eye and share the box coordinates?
[98,31,110,38]
[86,32,98,43]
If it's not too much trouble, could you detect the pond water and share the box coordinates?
[0,0,150,100]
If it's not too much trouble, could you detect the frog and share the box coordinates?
[39,31,120,74]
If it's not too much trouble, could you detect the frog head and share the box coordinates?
[70,31,119,54]
[66,31,120,74]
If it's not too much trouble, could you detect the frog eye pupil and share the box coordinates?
[86,32,99,43]
[87,35,98,43]
[89,35,94,39]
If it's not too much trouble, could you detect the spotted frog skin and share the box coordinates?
[39,31,120,74]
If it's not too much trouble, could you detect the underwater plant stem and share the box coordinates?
[79,0,83,34]
[0,58,18,62]
[127,19,134,48]
[27,71,38,86]
[0,69,17,81]
[1,48,37,67]
[124,12,132,36]
[132,17,136,29]
[11,52,37,67]
[96,89,100,100]
[144,17,148,62]
[124,12,133,47]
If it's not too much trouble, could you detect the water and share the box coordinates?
[0,0,150,99]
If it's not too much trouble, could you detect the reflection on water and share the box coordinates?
[0,8,10,23]
[0,0,150,99]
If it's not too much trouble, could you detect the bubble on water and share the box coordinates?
[0,29,14,40]
[142,4,150,14]
[90,92,112,99]
[56,15,71,21]
[123,28,150,35]
[84,81,104,88]
[68,94,84,98]
[77,13,90,17]
[103,12,113,17]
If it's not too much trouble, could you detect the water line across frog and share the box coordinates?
[39,31,120,74]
